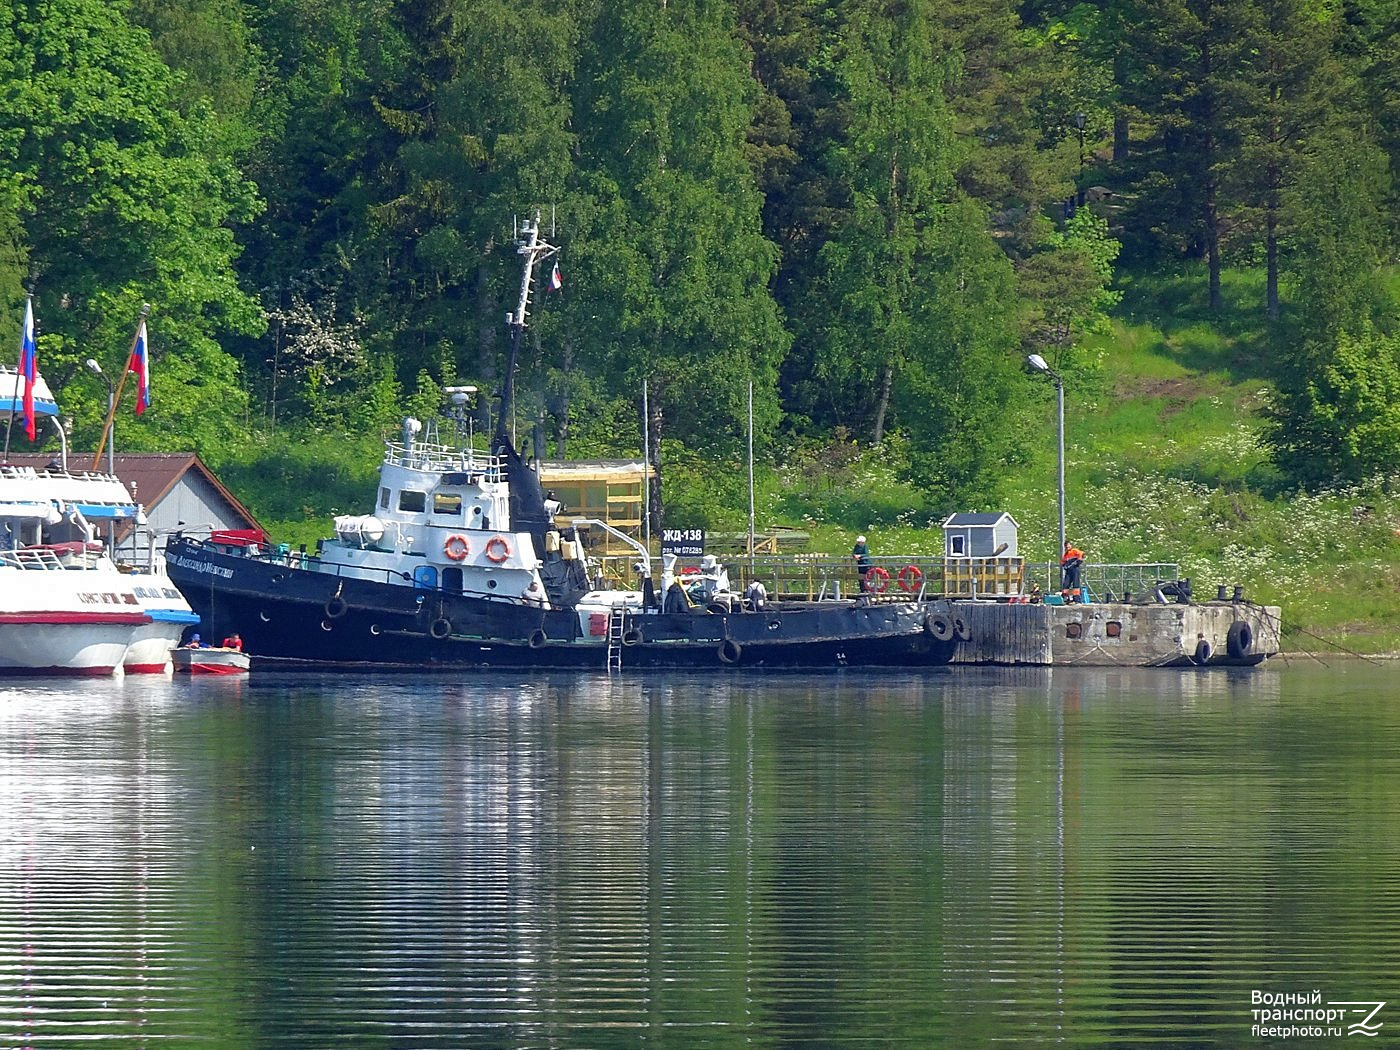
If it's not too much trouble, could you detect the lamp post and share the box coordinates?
[1028,354,1066,581]
[85,359,114,476]
[1075,114,1086,190]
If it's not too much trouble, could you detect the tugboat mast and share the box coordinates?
[496,212,558,453]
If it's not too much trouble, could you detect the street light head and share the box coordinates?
[1074,111,1086,130]
[85,358,103,375]
[1027,354,1049,372]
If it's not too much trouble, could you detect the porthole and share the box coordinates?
[1106,620,1122,638]
[1066,622,1083,640]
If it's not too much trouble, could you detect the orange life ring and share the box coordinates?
[484,535,511,563]
[443,534,471,561]
[865,565,891,593]
[897,564,924,593]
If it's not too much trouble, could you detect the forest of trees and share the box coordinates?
[2,0,1396,516]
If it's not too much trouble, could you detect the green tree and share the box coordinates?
[1265,123,1395,486]
[1337,0,1400,241]
[0,0,262,453]
[1117,0,1253,308]
[899,197,1025,506]
[1230,0,1349,319]
[572,0,788,527]
[128,0,267,153]
[1268,325,1400,484]
[939,0,1079,252]
[805,0,962,444]
[1016,207,1122,370]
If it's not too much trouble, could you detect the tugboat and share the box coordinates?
[165,216,957,671]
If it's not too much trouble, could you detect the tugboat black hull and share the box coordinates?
[166,538,956,671]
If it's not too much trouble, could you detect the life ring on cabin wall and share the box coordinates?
[864,566,891,593]
[443,534,471,561]
[897,564,924,593]
[484,535,511,563]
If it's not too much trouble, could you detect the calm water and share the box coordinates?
[1,662,1397,1048]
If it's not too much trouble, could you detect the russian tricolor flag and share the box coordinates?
[549,260,562,292]
[128,319,149,415]
[18,297,36,440]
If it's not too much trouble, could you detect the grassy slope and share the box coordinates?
[778,267,1400,655]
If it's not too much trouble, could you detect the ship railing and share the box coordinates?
[590,553,1183,602]
[592,553,1023,599]
[226,543,536,602]
[1022,561,1180,600]
[0,544,105,570]
[0,463,120,481]
[384,441,504,478]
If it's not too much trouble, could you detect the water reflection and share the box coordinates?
[0,665,1396,1046]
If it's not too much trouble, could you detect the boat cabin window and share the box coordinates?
[379,487,390,509]
[398,490,427,513]
[433,493,463,516]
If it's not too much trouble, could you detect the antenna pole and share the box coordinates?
[497,212,558,451]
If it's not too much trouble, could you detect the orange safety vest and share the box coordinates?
[1061,547,1084,564]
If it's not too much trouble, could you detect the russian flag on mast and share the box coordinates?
[549,259,562,292]
[18,296,36,440]
[128,318,149,415]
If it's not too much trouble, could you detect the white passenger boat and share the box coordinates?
[1,362,196,675]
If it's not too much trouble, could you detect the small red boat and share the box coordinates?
[172,646,250,676]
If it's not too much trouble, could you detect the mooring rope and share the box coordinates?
[1247,600,1385,667]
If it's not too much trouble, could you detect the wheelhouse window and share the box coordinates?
[398,490,426,513]
[379,487,390,509]
[433,493,463,516]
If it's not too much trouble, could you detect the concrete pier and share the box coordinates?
[942,599,1281,667]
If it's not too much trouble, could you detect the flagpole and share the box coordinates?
[92,304,149,472]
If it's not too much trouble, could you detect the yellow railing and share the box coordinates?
[592,553,1027,599]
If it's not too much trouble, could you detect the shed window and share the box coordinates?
[398,490,426,512]
[950,535,966,556]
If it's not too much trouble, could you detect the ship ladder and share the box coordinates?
[606,607,627,673]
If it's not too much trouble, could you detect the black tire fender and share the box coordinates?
[528,628,547,649]
[926,615,955,642]
[325,595,348,619]
[718,638,742,665]
[1194,638,1213,665]
[429,618,452,640]
[1226,620,1253,659]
